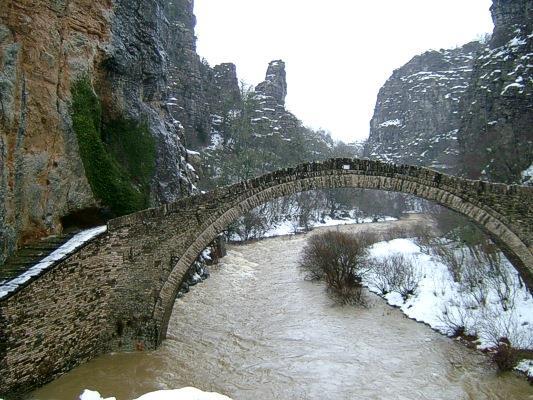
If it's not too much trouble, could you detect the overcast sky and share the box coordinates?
[194,0,494,143]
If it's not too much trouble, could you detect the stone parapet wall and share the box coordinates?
[0,234,119,396]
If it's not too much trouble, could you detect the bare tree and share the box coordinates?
[438,301,478,339]
[369,253,421,300]
[299,231,376,304]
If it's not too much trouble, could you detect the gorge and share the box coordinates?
[0,0,532,398]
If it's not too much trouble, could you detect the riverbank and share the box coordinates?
[231,214,533,380]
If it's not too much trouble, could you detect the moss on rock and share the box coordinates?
[71,78,155,216]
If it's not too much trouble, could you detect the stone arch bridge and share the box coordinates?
[1,158,532,396]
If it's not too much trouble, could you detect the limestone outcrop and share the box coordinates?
[162,1,241,149]
[250,60,301,137]
[0,0,230,264]
[364,42,482,174]
[255,59,288,107]
[458,0,533,183]
[0,0,109,263]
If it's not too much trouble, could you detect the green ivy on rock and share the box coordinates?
[71,78,155,216]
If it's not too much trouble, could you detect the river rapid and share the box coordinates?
[30,219,533,400]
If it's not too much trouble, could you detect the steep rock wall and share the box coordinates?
[0,0,110,263]
[365,0,532,185]
[0,0,205,264]
[458,0,533,183]
[364,42,482,173]
[162,0,241,149]
[101,0,197,203]
[251,60,300,136]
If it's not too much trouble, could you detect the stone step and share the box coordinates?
[0,230,80,283]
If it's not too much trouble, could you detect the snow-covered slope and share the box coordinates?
[366,238,533,378]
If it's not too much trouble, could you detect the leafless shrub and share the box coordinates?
[330,284,367,306]
[411,223,435,255]
[481,309,533,371]
[299,231,373,305]
[395,256,421,300]
[479,308,533,350]
[492,339,520,371]
[227,209,268,241]
[369,253,421,300]
[459,257,489,307]
[429,221,521,313]
[438,301,478,339]
[368,258,391,296]
[431,240,465,283]
[482,252,519,311]
[479,309,533,372]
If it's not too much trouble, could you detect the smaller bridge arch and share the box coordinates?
[1,158,532,396]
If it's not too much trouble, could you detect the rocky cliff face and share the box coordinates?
[162,0,240,149]
[255,60,287,107]
[0,1,108,263]
[365,0,532,184]
[458,0,532,183]
[250,60,336,159]
[364,42,482,173]
[250,60,301,138]
[0,0,212,264]
[200,59,342,189]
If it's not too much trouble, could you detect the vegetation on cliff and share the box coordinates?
[71,78,155,216]
[202,86,339,188]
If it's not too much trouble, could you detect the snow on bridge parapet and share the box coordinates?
[0,226,107,300]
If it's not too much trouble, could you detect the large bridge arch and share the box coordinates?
[2,158,532,396]
[148,159,533,342]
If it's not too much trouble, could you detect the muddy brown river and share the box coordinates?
[30,219,533,399]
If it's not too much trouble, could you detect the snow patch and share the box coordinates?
[365,238,533,377]
[186,149,200,156]
[0,226,107,299]
[500,82,524,95]
[79,390,116,400]
[208,133,223,150]
[379,119,402,128]
[516,359,533,378]
[79,388,232,400]
[509,37,527,47]
[521,163,533,185]
[230,216,397,241]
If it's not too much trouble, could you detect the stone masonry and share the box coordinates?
[0,158,532,397]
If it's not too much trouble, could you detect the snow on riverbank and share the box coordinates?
[79,387,233,400]
[0,226,107,299]
[231,215,397,241]
[365,238,533,377]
